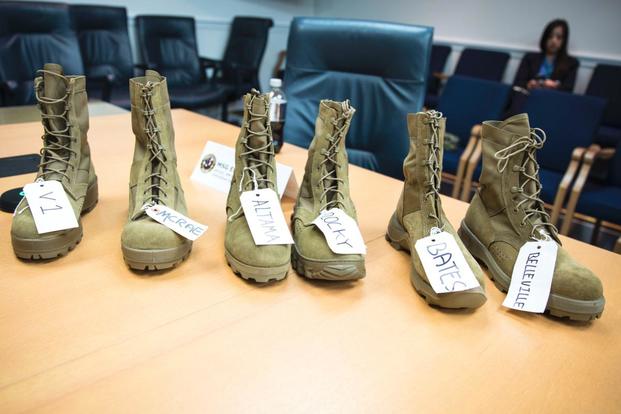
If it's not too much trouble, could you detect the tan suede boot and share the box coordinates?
[11,63,98,259]
[458,113,605,321]
[386,111,486,309]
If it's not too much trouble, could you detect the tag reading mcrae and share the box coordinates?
[312,208,366,255]
[145,204,207,241]
[414,231,480,293]
[503,240,558,313]
[23,180,78,234]
[240,188,293,245]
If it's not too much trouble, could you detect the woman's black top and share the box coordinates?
[514,52,579,92]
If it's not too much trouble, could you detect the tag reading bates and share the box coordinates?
[414,231,480,293]
[240,188,293,245]
[23,180,78,234]
[312,208,366,255]
[145,204,207,241]
[503,240,558,313]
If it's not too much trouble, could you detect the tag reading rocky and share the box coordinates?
[145,204,207,241]
[414,231,480,293]
[240,188,293,245]
[23,180,79,234]
[503,240,558,313]
[312,208,366,255]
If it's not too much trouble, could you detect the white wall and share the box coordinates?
[314,0,621,93]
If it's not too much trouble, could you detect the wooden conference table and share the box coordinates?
[0,109,620,413]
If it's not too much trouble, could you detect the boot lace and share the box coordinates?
[238,92,275,193]
[494,128,558,240]
[423,110,444,232]
[141,81,168,205]
[35,70,77,181]
[319,109,352,210]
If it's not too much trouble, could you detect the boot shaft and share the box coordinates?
[299,100,355,214]
[128,71,184,216]
[477,113,558,241]
[398,111,445,225]
[35,63,90,185]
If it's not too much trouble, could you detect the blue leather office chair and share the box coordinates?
[437,76,511,198]
[283,17,433,179]
[425,44,451,109]
[454,48,509,82]
[70,5,136,109]
[586,64,621,148]
[0,1,84,106]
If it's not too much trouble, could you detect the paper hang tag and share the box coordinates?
[190,141,298,199]
[503,240,558,313]
[240,188,294,245]
[414,230,480,293]
[22,180,79,234]
[144,204,207,241]
[312,208,366,255]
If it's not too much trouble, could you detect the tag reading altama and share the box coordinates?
[414,230,480,293]
[240,188,293,245]
[503,240,558,313]
[144,204,207,241]
[22,180,79,234]
[312,208,366,255]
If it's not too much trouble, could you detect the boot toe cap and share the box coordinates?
[225,218,290,267]
[122,219,186,250]
[552,249,604,301]
[293,224,363,262]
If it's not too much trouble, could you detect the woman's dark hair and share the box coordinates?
[539,19,570,72]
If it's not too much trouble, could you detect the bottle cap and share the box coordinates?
[269,78,282,88]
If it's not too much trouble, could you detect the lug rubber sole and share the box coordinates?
[122,241,192,271]
[386,214,486,309]
[291,246,365,281]
[12,178,99,260]
[225,249,289,283]
[458,221,605,321]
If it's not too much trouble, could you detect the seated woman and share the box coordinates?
[514,19,579,92]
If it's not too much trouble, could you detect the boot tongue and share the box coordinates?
[499,113,530,136]
[248,90,269,148]
[40,63,71,181]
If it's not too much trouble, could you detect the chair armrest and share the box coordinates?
[433,72,449,81]
[272,50,287,78]
[451,124,480,200]
[559,145,602,235]
[550,146,586,228]
[459,125,484,201]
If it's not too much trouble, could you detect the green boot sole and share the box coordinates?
[122,241,192,271]
[458,221,605,321]
[225,249,289,284]
[386,214,486,310]
[12,178,99,260]
[291,246,365,281]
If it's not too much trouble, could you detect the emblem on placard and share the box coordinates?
[200,154,217,173]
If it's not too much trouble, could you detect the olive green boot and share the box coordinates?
[11,63,98,259]
[121,70,192,270]
[386,110,487,309]
[458,113,605,321]
[291,100,366,281]
[224,90,290,283]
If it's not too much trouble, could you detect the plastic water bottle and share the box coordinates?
[269,78,286,153]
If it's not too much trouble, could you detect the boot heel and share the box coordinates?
[385,213,410,252]
[81,178,99,215]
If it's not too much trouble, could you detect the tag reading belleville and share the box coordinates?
[144,204,207,241]
[503,240,558,313]
[414,231,480,293]
[23,180,79,234]
[312,208,366,255]
[240,188,293,245]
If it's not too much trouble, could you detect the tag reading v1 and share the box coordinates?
[22,180,79,234]
[144,204,207,241]
[312,208,366,255]
[414,231,480,293]
[503,240,558,313]
[240,188,293,245]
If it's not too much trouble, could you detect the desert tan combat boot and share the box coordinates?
[121,70,192,270]
[11,63,98,259]
[291,100,365,280]
[386,110,487,309]
[224,90,290,283]
[458,113,605,321]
